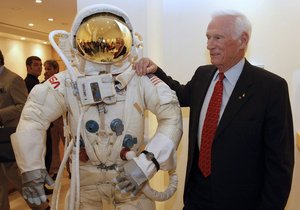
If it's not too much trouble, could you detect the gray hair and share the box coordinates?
[211,10,252,39]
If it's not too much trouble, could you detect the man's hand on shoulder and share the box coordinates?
[133,57,158,76]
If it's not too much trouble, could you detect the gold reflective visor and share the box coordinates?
[75,14,132,64]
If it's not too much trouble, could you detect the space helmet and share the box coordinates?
[70,4,142,75]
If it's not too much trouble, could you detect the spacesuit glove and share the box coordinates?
[21,169,54,205]
[114,159,148,196]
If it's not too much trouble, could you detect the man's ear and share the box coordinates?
[239,32,249,49]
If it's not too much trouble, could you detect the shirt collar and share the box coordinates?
[214,58,245,85]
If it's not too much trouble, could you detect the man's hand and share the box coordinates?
[21,169,54,205]
[133,57,158,76]
[114,159,148,196]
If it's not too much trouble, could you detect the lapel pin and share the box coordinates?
[238,93,246,99]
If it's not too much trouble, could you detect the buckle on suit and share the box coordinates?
[97,163,117,170]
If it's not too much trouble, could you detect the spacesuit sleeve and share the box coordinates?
[134,74,183,179]
[11,73,67,173]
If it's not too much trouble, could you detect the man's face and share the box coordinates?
[115,38,124,50]
[44,63,57,80]
[28,60,42,77]
[206,16,246,72]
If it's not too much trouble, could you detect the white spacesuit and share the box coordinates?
[11,4,182,210]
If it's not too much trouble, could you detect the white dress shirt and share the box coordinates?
[198,58,245,149]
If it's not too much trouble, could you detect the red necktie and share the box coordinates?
[199,72,225,177]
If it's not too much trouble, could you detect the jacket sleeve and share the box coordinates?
[258,78,294,210]
[155,67,197,107]
[0,75,28,124]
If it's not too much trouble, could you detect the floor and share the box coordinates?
[9,170,70,210]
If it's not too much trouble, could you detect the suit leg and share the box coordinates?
[0,163,10,210]
[45,128,52,173]
[183,162,213,210]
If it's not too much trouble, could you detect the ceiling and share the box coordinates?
[0,0,77,44]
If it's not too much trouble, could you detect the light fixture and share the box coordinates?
[20,37,26,40]
[35,0,43,3]
[28,23,34,27]
[48,18,54,22]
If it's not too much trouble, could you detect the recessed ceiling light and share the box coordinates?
[43,41,48,44]
[20,37,26,40]
[35,0,43,3]
[48,18,54,22]
[28,23,34,27]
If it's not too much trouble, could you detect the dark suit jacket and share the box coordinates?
[155,60,294,210]
[24,73,39,93]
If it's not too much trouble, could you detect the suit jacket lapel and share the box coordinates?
[215,60,254,138]
[194,68,216,115]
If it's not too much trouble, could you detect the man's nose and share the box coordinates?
[207,39,214,50]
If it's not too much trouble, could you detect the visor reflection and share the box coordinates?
[76,14,132,64]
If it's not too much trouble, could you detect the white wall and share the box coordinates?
[76,0,300,210]
[0,37,52,81]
